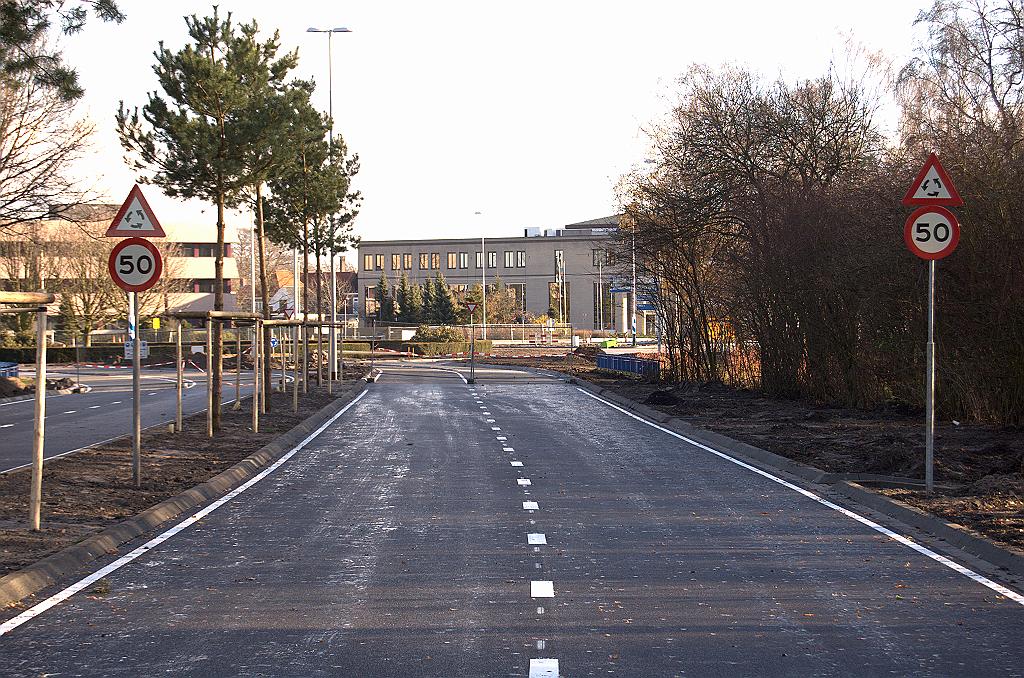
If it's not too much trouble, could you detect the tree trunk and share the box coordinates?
[302,219,309,392]
[256,184,272,411]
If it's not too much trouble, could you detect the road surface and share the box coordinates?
[0,365,270,473]
[0,362,1021,676]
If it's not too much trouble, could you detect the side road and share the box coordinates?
[0,380,367,607]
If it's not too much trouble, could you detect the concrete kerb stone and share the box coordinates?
[566,372,1024,580]
[0,378,369,608]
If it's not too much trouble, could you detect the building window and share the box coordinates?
[392,253,401,270]
[403,253,413,270]
[508,282,526,316]
[374,254,384,270]
[447,252,457,269]
[548,281,570,322]
[554,250,564,274]
[364,285,378,316]
[593,281,613,330]
[419,253,429,270]
[193,279,232,293]
[476,251,483,268]
[516,251,526,268]
[363,254,373,271]
[593,249,610,267]
[504,250,514,268]
[431,253,440,269]
[487,251,497,268]
[459,252,468,269]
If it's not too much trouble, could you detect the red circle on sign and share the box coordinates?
[903,206,960,260]
[107,237,163,292]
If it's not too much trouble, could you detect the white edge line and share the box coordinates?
[0,389,369,636]
[577,387,1024,607]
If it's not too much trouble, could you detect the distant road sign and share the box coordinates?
[124,340,149,360]
[904,206,960,260]
[902,153,963,207]
[108,237,163,292]
[466,302,478,314]
[106,184,166,238]
[270,336,279,349]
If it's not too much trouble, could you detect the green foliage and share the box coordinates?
[376,271,395,321]
[414,325,464,342]
[0,0,125,101]
[431,273,458,325]
[395,273,423,323]
[421,277,436,323]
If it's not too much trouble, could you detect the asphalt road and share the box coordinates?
[0,365,266,473]
[0,362,1021,676]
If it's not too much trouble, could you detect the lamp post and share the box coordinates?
[307,25,352,383]
[475,211,486,340]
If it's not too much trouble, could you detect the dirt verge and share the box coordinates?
[485,354,1024,552]
[0,366,367,578]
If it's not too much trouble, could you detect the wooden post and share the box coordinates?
[175,321,183,432]
[206,318,213,438]
[28,305,47,531]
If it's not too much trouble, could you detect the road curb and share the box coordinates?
[568,375,1024,579]
[0,380,368,608]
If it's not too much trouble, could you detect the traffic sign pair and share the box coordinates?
[902,154,961,260]
[106,184,165,292]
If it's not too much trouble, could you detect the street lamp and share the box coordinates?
[306,25,352,383]
[475,211,486,340]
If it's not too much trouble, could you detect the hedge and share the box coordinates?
[375,340,492,356]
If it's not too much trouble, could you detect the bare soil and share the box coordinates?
[485,353,1024,552]
[0,365,367,579]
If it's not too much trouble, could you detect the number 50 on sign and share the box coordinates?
[903,206,960,260]
[108,237,163,292]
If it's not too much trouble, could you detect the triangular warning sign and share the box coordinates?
[105,184,166,237]
[902,153,963,207]
[466,302,478,313]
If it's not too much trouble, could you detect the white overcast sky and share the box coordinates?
[60,0,927,256]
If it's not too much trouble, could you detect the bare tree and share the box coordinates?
[0,70,95,234]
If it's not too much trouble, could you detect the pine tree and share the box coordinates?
[395,272,411,322]
[376,272,395,321]
[406,283,424,324]
[421,278,436,325]
[434,273,458,326]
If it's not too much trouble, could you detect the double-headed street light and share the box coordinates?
[306,25,352,384]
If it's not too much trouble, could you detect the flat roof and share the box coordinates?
[358,232,611,247]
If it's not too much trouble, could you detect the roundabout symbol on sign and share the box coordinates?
[108,237,163,292]
[903,206,960,260]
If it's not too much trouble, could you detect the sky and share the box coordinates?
[59,0,928,259]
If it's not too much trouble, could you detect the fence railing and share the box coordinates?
[0,361,18,378]
[596,354,661,378]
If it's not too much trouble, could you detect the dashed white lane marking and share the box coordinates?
[0,390,370,637]
[531,581,554,597]
[482,411,491,415]
[491,426,501,431]
[528,533,547,545]
[578,387,1024,607]
[62,410,76,415]
[523,501,539,510]
[147,392,158,396]
[496,436,507,441]
[518,478,532,486]
[111,401,121,405]
[529,658,559,677]
[486,419,496,423]
[503,448,514,453]
[88,405,101,409]
[0,424,12,429]
[511,461,523,467]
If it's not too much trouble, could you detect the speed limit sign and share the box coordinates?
[108,237,163,292]
[903,206,960,260]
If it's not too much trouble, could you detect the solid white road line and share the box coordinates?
[528,533,547,545]
[0,390,369,637]
[531,581,554,597]
[523,501,539,510]
[529,658,559,677]
[578,387,1024,607]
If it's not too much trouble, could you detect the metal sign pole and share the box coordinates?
[29,304,47,531]
[925,260,936,493]
[292,325,300,412]
[131,292,141,487]
[252,323,260,433]
[233,329,241,411]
